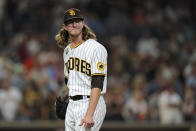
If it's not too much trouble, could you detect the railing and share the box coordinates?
[0,120,195,131]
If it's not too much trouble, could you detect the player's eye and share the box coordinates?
[74,19,82,23]
[65,20,74,26]
[65,19,82,26]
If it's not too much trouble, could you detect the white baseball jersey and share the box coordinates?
[64,39,107,131]
[63,39,107,96]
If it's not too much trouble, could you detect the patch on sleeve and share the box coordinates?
[97,62,105,71]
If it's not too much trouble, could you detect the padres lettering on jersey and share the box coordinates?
[65,57,91,76]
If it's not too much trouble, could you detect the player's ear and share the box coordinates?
[62,24,68,31]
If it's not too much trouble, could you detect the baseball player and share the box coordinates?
[55,8,108,131]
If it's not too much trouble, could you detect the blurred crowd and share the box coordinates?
[0,0,196,124]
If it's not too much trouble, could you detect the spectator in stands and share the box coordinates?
[0,77,22,121]
[136,30,159,59]
[105,82,127,121]
[123,74,148,122]
[185,60,196,92]
[182,87,195,121]
[158,82,183,124]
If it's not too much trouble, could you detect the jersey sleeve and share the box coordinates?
[64,66,68,79]
[91,46,108,77]
[63,49,69,79]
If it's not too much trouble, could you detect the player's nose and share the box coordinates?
[72,21,77,26]
[73,21,80,27]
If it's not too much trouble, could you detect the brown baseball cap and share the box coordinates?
[64,8,84,24]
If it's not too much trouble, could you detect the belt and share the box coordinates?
[69,95,90,101]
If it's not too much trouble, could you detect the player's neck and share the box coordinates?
[70,35,83,47]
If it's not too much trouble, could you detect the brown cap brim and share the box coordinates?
[64,17,84,24]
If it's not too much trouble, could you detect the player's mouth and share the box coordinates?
[72,27,80,30]
[71,28,81,32]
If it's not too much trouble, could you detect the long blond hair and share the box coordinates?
[55,25,97,49]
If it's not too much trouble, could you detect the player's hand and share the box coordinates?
[79,115,94,128]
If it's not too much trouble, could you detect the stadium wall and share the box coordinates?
[0,121,195,131]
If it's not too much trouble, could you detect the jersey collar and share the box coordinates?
[70,40,84,49]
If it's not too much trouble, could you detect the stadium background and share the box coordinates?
[0,0,196,131]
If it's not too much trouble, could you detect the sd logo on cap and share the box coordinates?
[69,9,75,16]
